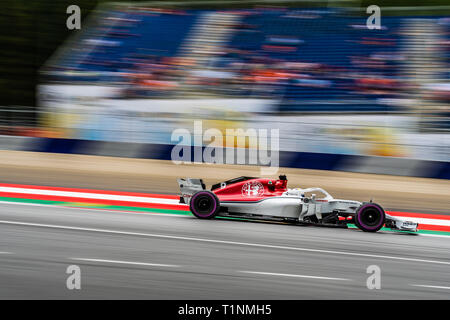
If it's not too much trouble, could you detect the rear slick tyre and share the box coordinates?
[189,191,220,219]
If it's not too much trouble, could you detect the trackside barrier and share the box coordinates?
[2,136,449,179]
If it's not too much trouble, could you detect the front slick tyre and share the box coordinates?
[355,203,385,232]
[189,191,220,219]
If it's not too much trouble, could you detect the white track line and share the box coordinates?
[1,200,450,239]
[71,258,179,268]
[2,188,450,226]
[0,200,186,218]
[416,233,450,239]
[0,186,181,205]
[410,284,450,290]
[2,186,450,225]
[1,219,450,266]
[240,271,349,281]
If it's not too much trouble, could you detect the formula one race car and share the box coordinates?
[177,175,418,233]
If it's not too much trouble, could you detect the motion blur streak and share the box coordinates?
[239,271,350,281]
[70,258,180,268]
[1,215,450,266]
[1,202,450,299]
[1,1,449,300]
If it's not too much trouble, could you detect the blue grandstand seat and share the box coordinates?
[51,8,447,114]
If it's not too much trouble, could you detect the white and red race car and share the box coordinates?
[178,175,418,233]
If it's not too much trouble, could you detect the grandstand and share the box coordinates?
[42,6,449,114]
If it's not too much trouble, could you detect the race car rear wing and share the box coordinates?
[177,178,206,204]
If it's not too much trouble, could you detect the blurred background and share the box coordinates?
[1,2,450,300]
[1,0,449,162]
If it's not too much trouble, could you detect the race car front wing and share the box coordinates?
[385,214,418,232]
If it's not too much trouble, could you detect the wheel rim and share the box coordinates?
[361,208,381,226]
[357,205,383,229]
[192,193,216,217]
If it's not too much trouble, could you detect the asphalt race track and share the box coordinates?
[0,152,449,299]
[1,202,450,299]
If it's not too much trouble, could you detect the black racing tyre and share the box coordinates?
[353,213,362,229]
[189,191,220,219]
[354,203,385,232]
